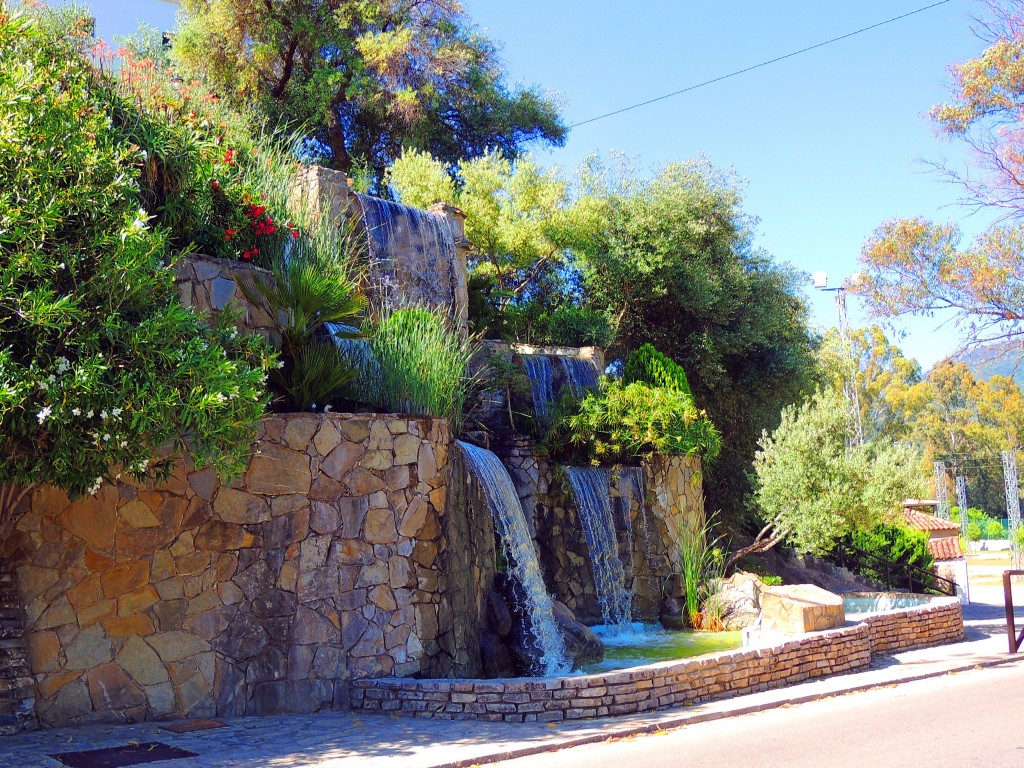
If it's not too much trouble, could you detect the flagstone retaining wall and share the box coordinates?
[350,596,963,722]
[2,413,456,726]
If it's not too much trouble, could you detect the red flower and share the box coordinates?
[225,228,234,240]
[247,204,266,218]
[242,250,252,260]
[291,230,300,239]
[211,180,219,190]
[223,149,236,166]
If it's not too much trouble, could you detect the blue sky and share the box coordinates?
[77,0,990,369]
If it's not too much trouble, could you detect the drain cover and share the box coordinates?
[51,742,198,768]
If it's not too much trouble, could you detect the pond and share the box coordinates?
[582,623,743,674]
[843,593,932,615]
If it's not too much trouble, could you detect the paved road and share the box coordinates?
[491,663,1024,768]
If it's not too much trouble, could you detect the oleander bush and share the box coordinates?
[0,7,274,513]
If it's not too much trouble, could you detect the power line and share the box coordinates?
[569,0,954,129]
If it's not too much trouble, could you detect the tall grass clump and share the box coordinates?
[678,516,725,631]
[358,307,474,429]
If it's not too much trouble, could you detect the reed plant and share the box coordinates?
[678,515,726,631]
[357,307,474,430]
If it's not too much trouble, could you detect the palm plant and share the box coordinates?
[241,234,367,411]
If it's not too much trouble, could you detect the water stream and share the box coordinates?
[560,357,599,398]
[523,355,555,425]
[355,193,457,310]
[565,466,633,631]
[458,441,569,676]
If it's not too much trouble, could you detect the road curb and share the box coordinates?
[434,653,1024,768]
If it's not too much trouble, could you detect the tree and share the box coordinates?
[740,389,925,563]
[854,1,1024,350]
[171,0,566,186]
[573,157,818,521]
[0,8,273,522]
[817,325,923,442]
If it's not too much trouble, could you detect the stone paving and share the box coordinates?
[3,605,1023,768]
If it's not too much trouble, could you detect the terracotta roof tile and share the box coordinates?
[904,509,961,532]
[928,536,964,561]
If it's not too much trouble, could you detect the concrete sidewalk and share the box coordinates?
[3,603,1023,768]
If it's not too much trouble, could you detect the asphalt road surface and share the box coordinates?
[491,663,1024,768]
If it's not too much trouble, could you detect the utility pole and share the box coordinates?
[814,272,864,446]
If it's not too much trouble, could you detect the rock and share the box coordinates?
[246,444,311,495]
[659,596,686,630]
[100,561,150,599]
[195,521,256,551]
[760,584,845,634]
[479,631,516,678]
[65,626,113,670]
[215,611,270,660]
[214,488,270,525]
[551,601,603,668]
[119,500,161,529]
[88,663,146,712]
[320,443,363,482]
[486,590,513,637]
[714,572,764,631]
[117,637,169,687]
[147,631,212,663]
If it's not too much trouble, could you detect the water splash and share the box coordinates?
[565,466,633,631]
[355,194,458,311]
[458,441,569,676]
[559,357,599,399]
[523,355,555,425]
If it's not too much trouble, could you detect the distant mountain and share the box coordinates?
[951,340,1024,388]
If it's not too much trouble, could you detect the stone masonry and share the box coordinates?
[3,414,453,726]
[174,254,278,343]
[0,558,36,734]
[350,596,962,722]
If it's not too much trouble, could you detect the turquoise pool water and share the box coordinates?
[581,623,743,674]
[843,593,931,614]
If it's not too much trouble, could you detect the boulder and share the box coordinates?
[713,571,764,631]
[485,590,513,638]
[551,601,603,669]
[479,631,516,678]
[659,596,686,630]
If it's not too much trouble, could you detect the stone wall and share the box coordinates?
[3,414,453,726]
[174,254,278,343]
[351,621,873,721]
[859,598,963,653]
[497,438,704,624]
[0,558,36,734]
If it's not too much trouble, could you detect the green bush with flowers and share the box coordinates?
[0,7,275,519]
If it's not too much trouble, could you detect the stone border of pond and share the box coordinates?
[350,595,962,722]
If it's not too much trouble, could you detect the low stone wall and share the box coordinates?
[349,595,965,722]
[351,622,873,721]
[859,597,963,654]
[3,413,454,726]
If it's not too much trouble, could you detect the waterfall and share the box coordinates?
[354,193,457,310]
[559,356,599,399]
[458,441,569,676]
[523,355,555,424]
[565,466,633,629]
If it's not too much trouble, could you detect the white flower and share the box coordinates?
[87,410,94,419]
[36,407,52,424]
[111,407,122,418]
[102,433,111,442]
[274,360,285,369]
[130,209,150,232]
[55,357,70,373]
[100,410,108,420]
[71,408,81,417]
[87,477,102,495]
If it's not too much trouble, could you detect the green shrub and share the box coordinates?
[623,343,692,397]
[0,7,273,508]
[985,519,1008,540]
[843,522,935,589]
[544,306,613,348]
[547,380,720,464]
[355,308,474,429]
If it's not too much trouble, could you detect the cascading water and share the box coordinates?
[523,355,555,424]
[457,441,569,676]
[355,194,458,310]
[565,466,633,630]
[559,356,599,399]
